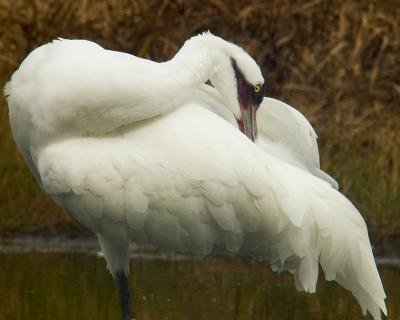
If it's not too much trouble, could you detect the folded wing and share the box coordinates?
[195,87,338,189]
[37,104,385,319]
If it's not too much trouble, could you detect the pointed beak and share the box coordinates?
[236,104,258,142]
[236,105,257,142]
[230,59,262,142]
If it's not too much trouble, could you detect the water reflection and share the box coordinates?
[0,252,398,320]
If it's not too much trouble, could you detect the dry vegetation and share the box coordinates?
[0,0,399,241]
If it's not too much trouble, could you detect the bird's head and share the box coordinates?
[178,32,264,141]
[205,35,265,141]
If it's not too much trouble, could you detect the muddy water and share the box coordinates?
[0,249,399,320]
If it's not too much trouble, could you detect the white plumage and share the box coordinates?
[5,34,386,320]
[195,85,339,188]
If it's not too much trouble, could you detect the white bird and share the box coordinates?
[194,85,339,188]
[5,33,386,320]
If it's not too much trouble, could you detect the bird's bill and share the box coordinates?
[230,58,261,142]
[237,104,258,142]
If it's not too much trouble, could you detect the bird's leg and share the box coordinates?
[115,271,134,320]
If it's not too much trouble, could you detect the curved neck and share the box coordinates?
[101,35,227,131]
[31,36,228,140]
[166,35,225,90]
[112,36,226,132]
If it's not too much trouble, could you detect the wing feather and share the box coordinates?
[37,104,385,319]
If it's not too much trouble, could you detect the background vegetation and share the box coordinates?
[0,0,399,243]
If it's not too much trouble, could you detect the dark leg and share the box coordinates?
[115,271,134,320]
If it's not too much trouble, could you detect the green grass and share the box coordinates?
[321,146,400,241]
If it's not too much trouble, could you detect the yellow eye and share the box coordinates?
[254,84,261,93]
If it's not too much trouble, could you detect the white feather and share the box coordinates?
[33,104,386,319]
[195,86,339,189]
[6,35,385,319]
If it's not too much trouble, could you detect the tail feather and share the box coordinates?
[316,191,386,319]
[258,160,387,320]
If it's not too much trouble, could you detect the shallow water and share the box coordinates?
[0,245,399,320]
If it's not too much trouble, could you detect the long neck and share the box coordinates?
[100,35,226,131]
[122,36,224,126]
[166,35,224,90]
[28,37,226,142]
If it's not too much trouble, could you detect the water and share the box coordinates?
[0,242,399,320]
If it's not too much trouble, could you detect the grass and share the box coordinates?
[0,0,399,241]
